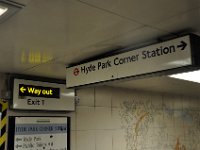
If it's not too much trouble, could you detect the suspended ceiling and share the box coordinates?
[1,0,200,96]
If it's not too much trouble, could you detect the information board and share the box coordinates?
[8,116,70,150]
[12,79,75,111]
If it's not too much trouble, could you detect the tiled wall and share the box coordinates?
[4,83,200,150]
[73,86,200,150]
[74,86,125,150]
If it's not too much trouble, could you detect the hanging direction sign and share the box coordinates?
[66,34,200,88]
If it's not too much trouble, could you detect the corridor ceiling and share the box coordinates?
[1,0,200,95]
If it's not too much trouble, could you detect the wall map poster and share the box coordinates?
[8,117,70,150]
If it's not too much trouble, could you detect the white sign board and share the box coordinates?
[9,117,69,150]
[66,35,194,88]
[13,79,75,111]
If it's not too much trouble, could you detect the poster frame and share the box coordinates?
[8,116,70,150]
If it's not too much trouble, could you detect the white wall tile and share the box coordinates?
[76,88,94,107]
[76,106,115,130]
[112,130,126,150]
[95,86,112,107]
[111,108,122,130]
[150,110,164,128]
[71,131,76,150]
[76,106,95,130]
[163,109,175,128]
[172,95,183,110]
[182,96,200,110]
[133,90,150,102]
[76,131,95,150]
[95,130,112,150]
[174,110,184,128]
[93,107,112,130]
[149,93,163,110]
[162,94,175,110]
[111,88,133,108]
[112,88,152,108]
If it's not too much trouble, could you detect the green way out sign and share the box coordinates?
[19,84,60,98]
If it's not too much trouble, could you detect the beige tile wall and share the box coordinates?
[5,84,200,150]
[74,86,200,150]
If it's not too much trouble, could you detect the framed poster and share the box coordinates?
[8,116,70,150]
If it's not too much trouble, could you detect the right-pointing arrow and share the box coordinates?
[177,41,187,50]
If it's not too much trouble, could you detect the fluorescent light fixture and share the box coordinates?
[61,92,75,97]
[170,70,200,83]
[0,1,24,24]
[0,5,8,16]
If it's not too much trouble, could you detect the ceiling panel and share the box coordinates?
[56,26,168,66]
[91,26,168,50]
[0,18,15,54]
[3,0,142,59]
[23,61,66,79]
[79,0,200,25]
[155,8,200,35]
[0,50,36,73]
[0,0,144,73]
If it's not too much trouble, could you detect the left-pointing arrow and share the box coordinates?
[20,86,26,93]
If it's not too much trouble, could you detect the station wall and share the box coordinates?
[74,86,200,150]
[0,71,199,150]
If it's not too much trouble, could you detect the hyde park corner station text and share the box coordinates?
[79,44,177,75]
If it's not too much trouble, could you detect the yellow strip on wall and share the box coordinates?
[0,100,8,150]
